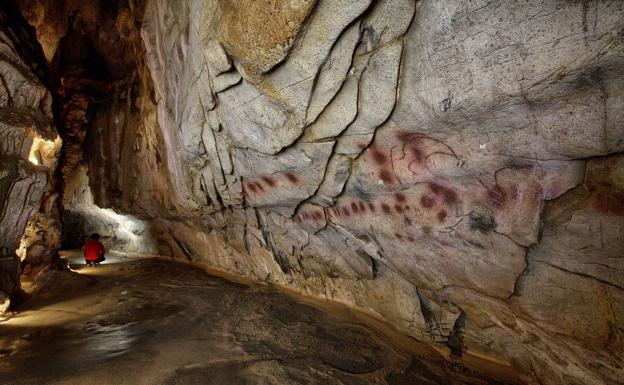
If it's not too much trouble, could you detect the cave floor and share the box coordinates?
[0,254,524,385]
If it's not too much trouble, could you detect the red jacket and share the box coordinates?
[84,239,105,261]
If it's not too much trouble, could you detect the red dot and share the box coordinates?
[379,170,393,184]
[442,189,457,205]
[429,183,443,194]
[261,176,277,187]
[285,172,299,184]
[371,147,387,165]
[592,190,624,215]
[420,195,435,208]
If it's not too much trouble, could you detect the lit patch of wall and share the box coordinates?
[64,205,158,254]
[28,135,62,168]
[61,164,158,254]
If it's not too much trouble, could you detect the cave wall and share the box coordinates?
[16,0,624,384]
[0,2,59,311]
[113,1,624,384]
[15,0,158,254]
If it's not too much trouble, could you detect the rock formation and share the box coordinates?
[2,0,623,384]
[0,2,60,312]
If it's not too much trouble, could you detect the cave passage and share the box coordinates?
[0,253,524,385]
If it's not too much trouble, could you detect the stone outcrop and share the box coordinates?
[14,1,624,384]
[0,2,60,311]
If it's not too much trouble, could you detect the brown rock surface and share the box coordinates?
[0,1,59,311]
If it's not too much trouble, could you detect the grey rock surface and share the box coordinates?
[87,1,623,384]
[13,1,624,384]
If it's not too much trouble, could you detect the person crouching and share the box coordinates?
[84,233,106,266]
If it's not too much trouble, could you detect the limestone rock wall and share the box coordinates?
[14,0,159,255]
[0,2,59,310]
[39,0,624,384]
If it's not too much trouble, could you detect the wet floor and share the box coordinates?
[0,254,524,385]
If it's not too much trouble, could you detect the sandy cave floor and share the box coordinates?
[0,253,524,385]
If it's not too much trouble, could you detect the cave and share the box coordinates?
[0,1,623,384]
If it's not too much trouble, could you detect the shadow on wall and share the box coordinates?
[62,207,157,254]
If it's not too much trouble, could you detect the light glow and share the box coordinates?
[28,135,61,167]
